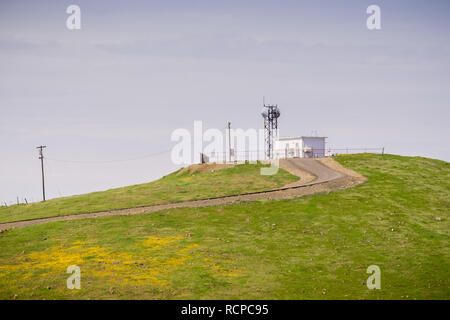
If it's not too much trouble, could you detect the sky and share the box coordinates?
[0,0,449,204]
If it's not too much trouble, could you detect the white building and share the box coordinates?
[274,136,327,158]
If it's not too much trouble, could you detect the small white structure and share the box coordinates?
[274,136,327,158]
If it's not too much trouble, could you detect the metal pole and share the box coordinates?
[37,145,46,201]
[228,122,231,163]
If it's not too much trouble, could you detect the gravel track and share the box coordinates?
[0,158,366,231]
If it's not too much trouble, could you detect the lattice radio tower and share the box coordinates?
[261,104,281,159]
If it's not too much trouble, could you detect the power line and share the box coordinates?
[46,158,63,197]
[45,148,172,164]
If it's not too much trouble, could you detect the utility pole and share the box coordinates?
[227,122,231,163]
[36,145,46,201]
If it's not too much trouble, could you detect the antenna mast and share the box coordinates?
[261,103,281,159]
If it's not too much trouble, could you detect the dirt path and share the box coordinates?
[0,158,366,231]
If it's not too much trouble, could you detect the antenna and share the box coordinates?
[261,104,281,159]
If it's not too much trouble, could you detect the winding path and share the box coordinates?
[0,158,366,231]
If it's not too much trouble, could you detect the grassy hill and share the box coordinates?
[0,154,448,299]
[0,162,298,223]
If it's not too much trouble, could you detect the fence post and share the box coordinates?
[382,147,384,156]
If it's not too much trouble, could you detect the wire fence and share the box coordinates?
[201,147,385,164]
[1,197,32,208]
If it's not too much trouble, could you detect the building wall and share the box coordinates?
[274,139,302,158]
[275,137,326,158]
[301,137,326,158]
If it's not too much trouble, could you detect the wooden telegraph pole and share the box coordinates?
[36,145,47,201]
[227,122,231,163]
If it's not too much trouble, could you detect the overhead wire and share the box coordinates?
[46,148,172,164]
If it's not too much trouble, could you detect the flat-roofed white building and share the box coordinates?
[274,136,327,158]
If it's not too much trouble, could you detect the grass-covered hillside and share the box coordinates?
[0,162,298,223]
[0,154,448,300]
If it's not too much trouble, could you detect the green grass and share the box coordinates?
[0,154,448,299]
[0,162,298,223]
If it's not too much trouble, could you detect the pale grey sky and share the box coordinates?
[1,0,449,204]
